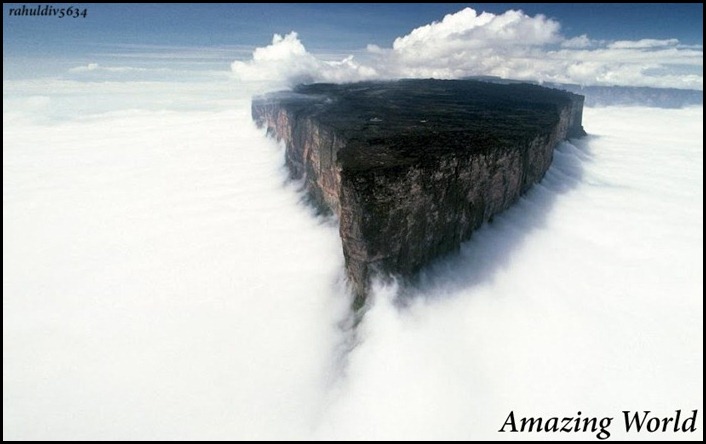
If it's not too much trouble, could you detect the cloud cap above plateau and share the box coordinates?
[232,7,703,90]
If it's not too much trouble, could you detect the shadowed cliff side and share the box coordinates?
[252,79,585,306]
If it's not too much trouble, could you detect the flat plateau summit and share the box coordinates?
[252,79,585,304]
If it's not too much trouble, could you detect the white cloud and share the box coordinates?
[3,106,352,439]
[67,63,202,78]
[68,63,172,74]
[608,38,680,49]
[231,32,377,89]
[69,62,101,72]
[4,97,703,439]
[392,8,561,52]
[561,34,593,48]
[233,8,703,90]
[3,76,246,120]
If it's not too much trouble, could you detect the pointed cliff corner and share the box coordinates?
[252,79,585,306]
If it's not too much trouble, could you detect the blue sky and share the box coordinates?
[2,3,703,89]
[4,4,702,56]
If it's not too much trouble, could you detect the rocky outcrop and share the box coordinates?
[252,79,585,304]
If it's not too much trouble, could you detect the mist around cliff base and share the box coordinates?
[3,89,703,440]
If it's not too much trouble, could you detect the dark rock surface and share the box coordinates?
[252,79,585,303]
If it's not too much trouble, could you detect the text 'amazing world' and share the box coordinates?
[499,410,698,440]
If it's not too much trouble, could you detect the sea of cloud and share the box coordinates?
[3,6,703,441]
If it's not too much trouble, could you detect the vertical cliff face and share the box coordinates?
[252,80,585,302]
[255,101,344,215]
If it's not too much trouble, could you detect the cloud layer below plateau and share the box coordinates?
[231,7,703,90]
[3,95,703,439]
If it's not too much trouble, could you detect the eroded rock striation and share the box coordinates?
[252,79,585,303]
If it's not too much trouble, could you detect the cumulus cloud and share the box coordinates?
[233,7,703,90]
[231,32,377,88]
[392,8,561,52]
